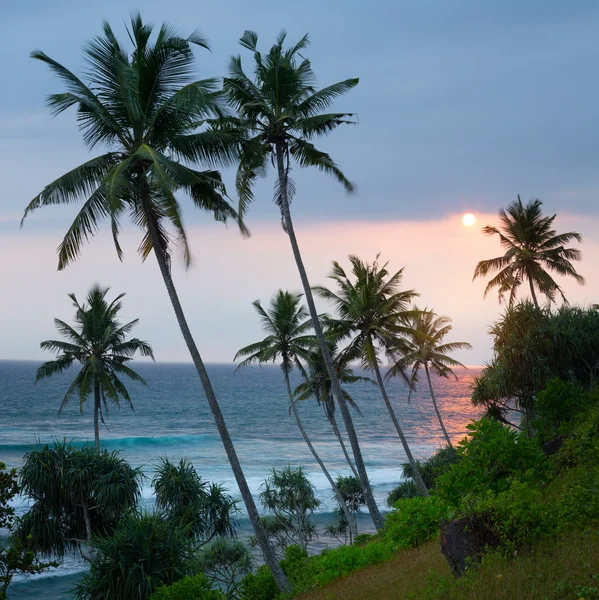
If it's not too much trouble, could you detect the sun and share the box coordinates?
[462,213,476,227]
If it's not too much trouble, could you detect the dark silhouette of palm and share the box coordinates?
[314,255,429,496]
[389,307,471,448]
[223,32,382,528]
[22,15,289,590]
[473,197,584,307]
[37,285,153,449]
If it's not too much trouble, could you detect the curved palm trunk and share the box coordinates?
[144,211,290,593]
[93,379,101,451]
[284,374,357,542]
[330,412,360,480]
[371,362,429,497]
[529,279,540,309]
[275,145,384,530]
[424,363,453,448]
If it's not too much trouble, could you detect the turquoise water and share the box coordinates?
[1,360,482,598]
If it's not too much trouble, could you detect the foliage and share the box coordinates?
[150,574,224,600]
[154,458,238,543]
[258,466,319,552]
[0,463,54,599]
[387,480,419,506]
[18,441,142,559]
[37,285,153,446]
[436,419,548,507]
[535,378,596,443]
[75,512,195,600]
[472,304,599,419]
[472,196,584,306]
[238,565,280,600]
[196,538,252,599]
[384,497,450,549]
[325,476,365,544]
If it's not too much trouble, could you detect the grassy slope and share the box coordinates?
[299,528,599,600]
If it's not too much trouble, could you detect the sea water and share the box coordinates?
[0,360,482,598]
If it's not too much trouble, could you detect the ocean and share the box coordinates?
[0,360,482,599]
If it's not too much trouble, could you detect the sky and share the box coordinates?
[0,0,598,364]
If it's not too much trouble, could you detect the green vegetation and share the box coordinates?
[37,285,153,449]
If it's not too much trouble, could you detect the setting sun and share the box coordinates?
[462,213,476,227]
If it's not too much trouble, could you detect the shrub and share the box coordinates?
[196,539,251,599]
[437,418,548,507]
[238,565,279,600]
[384,496,450,549]
[387,480,418,506]
[150,574,224,600]
[74,512,195,600]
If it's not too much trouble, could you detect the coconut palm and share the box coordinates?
[294,341,373,480]
[314,255,430,496]
[223,32,383,529]
[389,307,472,448]
[36,285,153,449]
[473,196,584,308]
[234,291,356,537]
[22,16,289,591]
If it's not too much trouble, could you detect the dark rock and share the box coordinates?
[542,435,568,456]
[440,517,500,578]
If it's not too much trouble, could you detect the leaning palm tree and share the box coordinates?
[37,285,153,449]
[473,196,584,307]
[314,256,429,497]
[223,32,383,529]
[294,341,372,480]
[389,307,472,448]
[22,16,289,591]
[234,291,356,538]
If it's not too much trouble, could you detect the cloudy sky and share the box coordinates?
[1,0,597,364]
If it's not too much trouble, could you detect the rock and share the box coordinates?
[542,435,568,456]
[440,517,500,577]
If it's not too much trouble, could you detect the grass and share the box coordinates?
[297,528,599,600]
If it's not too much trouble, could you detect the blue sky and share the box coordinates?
[0,0,597,363]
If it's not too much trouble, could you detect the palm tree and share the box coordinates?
[22,16,290,591]
[314,256,430,497]
[37,285,153,449]
[473,196,584,308]
[294,341,372,480]
[389,307,472,448]
[223,32,383,529]
[234,291,356,538]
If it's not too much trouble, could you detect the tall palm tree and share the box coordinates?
[37,285,153,449]
[294,341,372,480]
[388,307,472,448]
[234,291,356,538]
[22,16,290,591]
[223,32,383,529]
[314,256,430,497]
[473,196,584,308]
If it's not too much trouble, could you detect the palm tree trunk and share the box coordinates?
[143,196,291,593]
[330,413,360,480]
[371,361,429,497]
[529,279,540,309]
[93,379,100,451]
[284,374,357,542]
[275,145,384,530]
[424,363,453,448]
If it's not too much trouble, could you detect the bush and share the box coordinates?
[387,480,418,506]
[238,565,279,600]
[150,575,224,600]
[74,512,195,600]
[384,497,450,549]
[535,379,594,443]
[437,418,548,507]
[196,538,251,598]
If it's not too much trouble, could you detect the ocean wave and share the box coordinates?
[0,434,216,455]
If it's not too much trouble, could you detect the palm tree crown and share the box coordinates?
[314,255,418,368]
[37,285,153,447]
[473,196,584,307]
[222,30,358,217]
[23,13,242,269]
[234,291,316,373]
